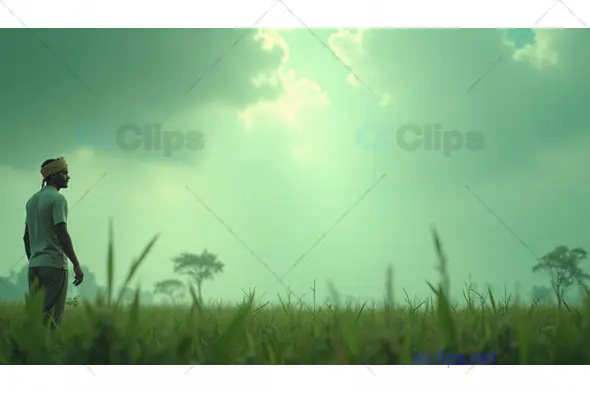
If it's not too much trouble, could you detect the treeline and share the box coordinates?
[0,265,155,304]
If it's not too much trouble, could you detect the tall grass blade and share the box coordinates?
[207,292,254,363]
[116,234,159,304]
[107,220,114,304]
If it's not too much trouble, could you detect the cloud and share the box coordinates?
[0,29,285,169]
[505,29,558,70]
[238,29,329,130]
[327,29,392,107]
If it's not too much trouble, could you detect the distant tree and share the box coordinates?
[77,268,101,300]
[119,286,136,303]
[153,279,185,304]
[0,276,19,300]
[172,250,224,302]
[60,265,101,301]
[8,266,28,297]
[0,265,148,305]
[533,246,589,307]
[140,289,154,304]
[1,265,69,301]
[530,285,553,304]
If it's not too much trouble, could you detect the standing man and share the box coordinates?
[23,157,84,329]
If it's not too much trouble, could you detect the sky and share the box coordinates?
[1,28,589,305]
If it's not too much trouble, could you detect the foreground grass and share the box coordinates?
[2,225,590,364]
[2,295,590,364]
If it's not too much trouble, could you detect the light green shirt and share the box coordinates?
[25,186,68,270]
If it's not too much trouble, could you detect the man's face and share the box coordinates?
[55,169,70,189]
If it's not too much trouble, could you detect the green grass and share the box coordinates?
[2,223,590,364]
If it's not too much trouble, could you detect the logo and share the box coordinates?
[76,123,204,157]
[356,122,485,157]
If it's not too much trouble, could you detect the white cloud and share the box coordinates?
[238,29,329,130]
[327,28,392,107]
[504,29,558,70]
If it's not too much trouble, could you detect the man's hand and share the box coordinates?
[23,224,31,261]
[73,263,84,286]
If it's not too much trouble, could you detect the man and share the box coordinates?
[23,157,84,329]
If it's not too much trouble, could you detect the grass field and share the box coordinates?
[2,227,590,365]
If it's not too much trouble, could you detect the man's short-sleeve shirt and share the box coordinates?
[25,186,68,270]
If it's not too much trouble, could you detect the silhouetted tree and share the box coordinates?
[153,279,185,304]
[0,265,156,304]
[530,285,553,303]
[172,250,224,301]
[533,246,589,307]
[119,286,136,303]
[2,264,103,300]
[77,268,101,300]
[8,266,28,297]
[0,276,19,300]
[140,289,154,304]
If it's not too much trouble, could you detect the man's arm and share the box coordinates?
[54,222,80,266]
[23,224,31,260]
[52,197,80,267]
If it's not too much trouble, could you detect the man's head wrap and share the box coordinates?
[40,157,67,187]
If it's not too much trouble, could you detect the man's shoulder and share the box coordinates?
[53,190,67,202]
[43,188,67,202]
[27,188,66,208]
[25,190,41,206]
